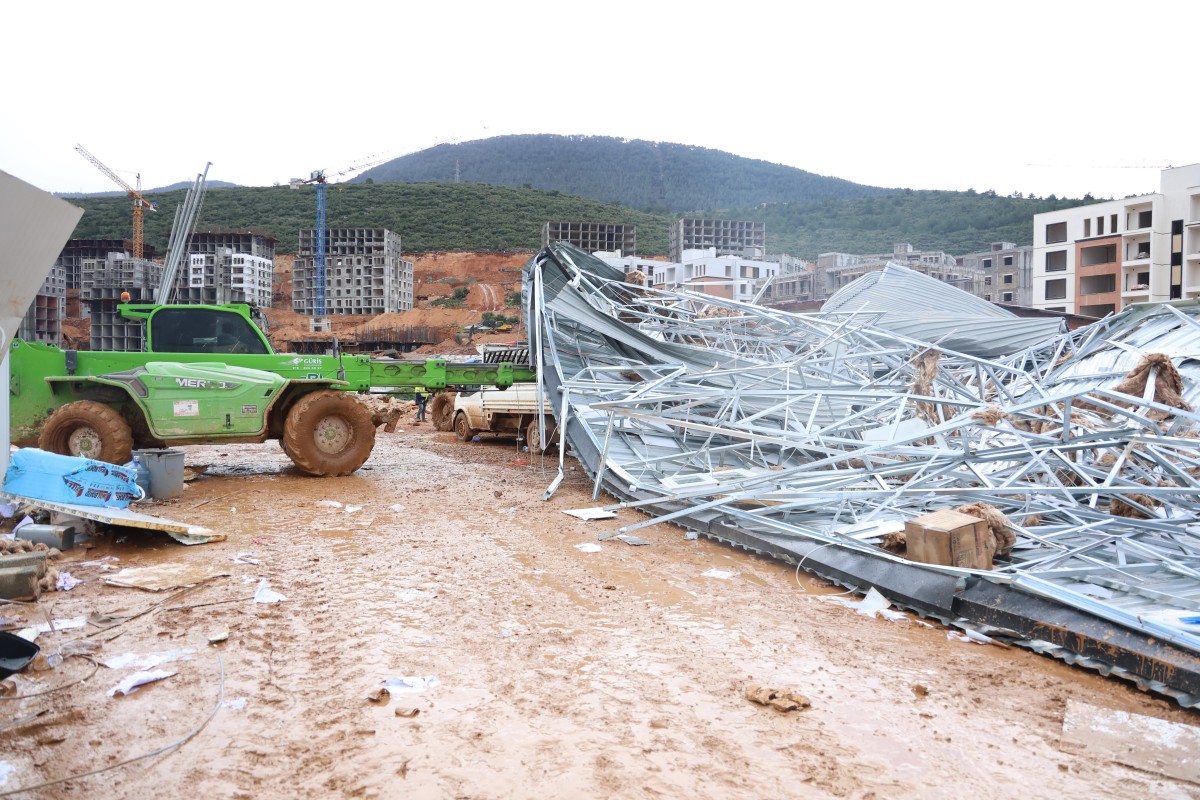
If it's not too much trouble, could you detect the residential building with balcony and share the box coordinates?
[1032,164,1200,315]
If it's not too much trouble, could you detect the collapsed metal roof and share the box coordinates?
[822,262,1066,358]
[525,242,1200,706]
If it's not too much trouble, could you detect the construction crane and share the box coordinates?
[289,153,392,320]
[290,140,458,319]
[74,144,157,259]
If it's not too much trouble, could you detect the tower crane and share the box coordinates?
[74,144,157,260]
[289,139,457,319]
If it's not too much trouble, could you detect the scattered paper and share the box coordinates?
[616,534,650,546]
[382,676,439,693]
[208,629,229,644]
[76,556,120,568]
[947,629,994,645]
[15,616,88,642]
[14,516,33,532]
[103,648,194,670]
[108,669,177,697]
[254,580,286,604]
[55,572,81,591]
[563,507,617,521]
[824,587,909,622]
[574,543,602,553]
[0,501,17,518]
[223,697,247,710]
[702,568,738,579]
[0,761,13,787]
[388,504,406,513]
[345,504,363,514]
[316,500,343,509]
[684,532,698,540]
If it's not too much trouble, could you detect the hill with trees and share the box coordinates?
[60,135,1098,260]
[356,135,892,212]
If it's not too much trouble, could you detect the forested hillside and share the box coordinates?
[761,190,1090,257]
[356,135,891,212]
[64,181,1091,261]
[65,183,675,256]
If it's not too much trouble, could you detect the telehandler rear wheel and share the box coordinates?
[38,401,134,465]
[430,392,456,432]
[282,390,376,476]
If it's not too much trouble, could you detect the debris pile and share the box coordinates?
[524,243,1200,705]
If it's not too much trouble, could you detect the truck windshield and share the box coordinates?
[150,308,270,354]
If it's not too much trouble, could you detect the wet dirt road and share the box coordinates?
[3,423,1199,799]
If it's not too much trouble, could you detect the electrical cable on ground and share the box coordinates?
[0,654,224,798]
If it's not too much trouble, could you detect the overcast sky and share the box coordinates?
[2,1,1192,202]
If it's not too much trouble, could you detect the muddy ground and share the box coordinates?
[2,417,1199,799]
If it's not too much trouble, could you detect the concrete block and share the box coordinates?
[0,551,48,577]
[0,565,39,600]
[15,524,75,551]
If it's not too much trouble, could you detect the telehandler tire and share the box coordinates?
[430,392,456,432]
[38,400,134,465]
[282,390,376,476]
[453,412,478,442]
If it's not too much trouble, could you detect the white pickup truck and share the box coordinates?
[448,383,558,453]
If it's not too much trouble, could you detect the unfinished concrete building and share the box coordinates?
[669,219,765,264]
[814,244,977,301]
[176,230,277,307]
[56,239,157,290]
[81,252,163,350]
[958,242,1035,307]
[17,263,66,344]
[292,228,413,316]
[542,222,636,256]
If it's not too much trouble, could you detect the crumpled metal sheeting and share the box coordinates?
[821,263,1066,359]
[524,243,1200,702]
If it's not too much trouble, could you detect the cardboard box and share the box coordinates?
[905,509,993,570]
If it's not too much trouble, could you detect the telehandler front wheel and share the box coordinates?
[430,391,456,432]
[282,390,376,476]
[38,401,134,465]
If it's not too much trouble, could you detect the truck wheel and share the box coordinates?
[282,390,376,476]
[526,417,559,455]
[430,392,456,432]
[453,412,478,442]
[38,400,134,465]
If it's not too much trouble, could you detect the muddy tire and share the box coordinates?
[282,390,376,476]
[525,416,559,455]
[454,412,478,442]
[430,392,456,432]
[38,400,134,465]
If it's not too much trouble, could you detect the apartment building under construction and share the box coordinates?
[669,218,765,263]
[177,230,276,307]
[17,263,66,344]
[292,227,413,316]
[542,222,636,256]
[81,252,163,351]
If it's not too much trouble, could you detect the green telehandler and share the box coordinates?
[8,302,536,476]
